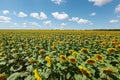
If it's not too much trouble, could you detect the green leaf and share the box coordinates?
[26,65,33,72]
[25,75,35,80]
[74,74,82,80]
[10,65,23,72]
[7,72,20,80]
[66,73,71,79]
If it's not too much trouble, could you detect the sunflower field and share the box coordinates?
[0,30,120,80]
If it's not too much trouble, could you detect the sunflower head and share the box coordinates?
[47,61,51,67]
[78,66,92,77]
[33,69,42,80]
[60,55,66,62]
[35,46,40,49]
[101,42,107,47]
[115,45,120,50]
[95,54,104,61]
[68,56,76,64]
[68,50,74,55]
[110,41,117,46]
[102,67,115,74]
[86,58,96,64]
[51,45,57,50]
[39,49,46,55]
[81,48,89,53]
[45,56,51,62]
[28,59,37,64]
[107,48,116,53]
[0,74,7,80]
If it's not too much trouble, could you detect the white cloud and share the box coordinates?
[88,0,112,6]
[115,4,120,13]
[30,12,47,20]
[30,13,40,19]
[69,17,92,25]
[14,23,17,25]
[43,20,51,25]
[77,18,93,25]
[51,0,65,5]
[40,12,47,20]
[90,12,96,16]
[0,16,11,23]
[52,12,69,20]
[61,23,66,26]
[109,19,119,23]
[18,12,28,18]
[2,10,9,14]
[69,17,79,22]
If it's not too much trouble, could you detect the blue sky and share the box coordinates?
[0,0,120,29]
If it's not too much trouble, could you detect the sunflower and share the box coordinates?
[51,45,57,50]
[45,56,51,62]
[115,45,120,50]
[33,69,42,80]
[68,56,76,64]
[110,41,117,46]
[47,61,51,67]
[68,50,74,55]
[35,46,40,49]
[39,49,46,55]
[28,59,37,64]
[107,48,116,53]
[60,55,66,62]
[45,56,51,67]
[80,48,89,53]
[78,66,92,77]
[101,41,107,47]
[95,54,104,61]
[0,74,6,80]
[102,67,115,74]
[86,58,96,64]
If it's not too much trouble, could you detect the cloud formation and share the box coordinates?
[115,4,120,13]
[69,17,92,25]
[61,23,66,26]
[52,12,69,20]
[88,0,112,6]
[30,12,47,20]
[2,10,9,15]
[0,16,11,23]
[18,12,28,18]
[51,0,65,5]
[90,12,96,16]
[109,19,119,23]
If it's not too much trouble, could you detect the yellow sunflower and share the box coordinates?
[60,55,66,62]
[107,48,116,53]
[33,69,42,80]
[95,54,104,61]
[47,61,51,67]
[0,74,6,80]
[102,67,115,74]
[78,66,92,77]
[86,58,96,64]
[35,46,40,49]
[101,41,107,47]
[115,45,120,50]
[45,56,51,62]
[39,49,46,55]
[51,45,57,50]
[68,56,76,64]
[80,48,89,53]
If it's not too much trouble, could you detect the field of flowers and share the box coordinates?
[0,30,120,80]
